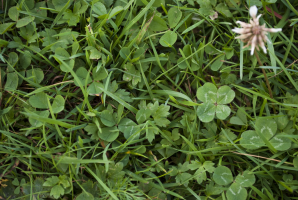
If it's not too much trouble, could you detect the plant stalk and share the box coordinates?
[254,50,276,114]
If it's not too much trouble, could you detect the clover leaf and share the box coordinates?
[213,165,256,200]
[196,83,235,122]
[240,118,292,151]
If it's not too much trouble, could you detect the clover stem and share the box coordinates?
[220,120,228,128]
[254,50,276,114]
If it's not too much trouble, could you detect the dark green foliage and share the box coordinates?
[1,0,298,199]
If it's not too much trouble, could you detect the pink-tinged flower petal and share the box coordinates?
[232,28,251,34]
[250,35,257,55]
[262,45,267,54]
[231,28,243,33]
[249,5,258,19]
[258,35,266,54]
[236,21,251,27]
[266,28,282,33]
[235,33,252,39]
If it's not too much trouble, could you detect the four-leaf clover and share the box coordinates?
[196,83,235,122]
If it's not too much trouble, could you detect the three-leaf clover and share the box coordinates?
[213,166,255,200]
[12,178,26,194]
[196,83,235,122]
[240,118,292,151]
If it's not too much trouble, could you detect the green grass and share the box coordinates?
[1,0,298,199]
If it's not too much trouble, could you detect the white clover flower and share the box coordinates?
[232,5,282,55]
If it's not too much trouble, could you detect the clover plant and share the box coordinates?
[196,83,235,122]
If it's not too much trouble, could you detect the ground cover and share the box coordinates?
[1,0,298,199]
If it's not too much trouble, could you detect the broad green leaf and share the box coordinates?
[216,105,231,120]
[216,3,232,18]
[59,175,70,188]
[246,0,262,6]
[0,23,15,34]
[225,48,234,59]
[8,52,18,68]
[152,104,170,119]
[26,68,44,84]
[206,181,224,196]
[5,72,18,91]
[99,127,119,142]
[177,57,188,69]
[50,185,64,199]
[275,113,289,130]
[19,24,38,43]
[93,2,107,15]
[31,1,48,24]
[240,130,265,149]
[218,129,237,143]
[118,118,140,139]
[235,171,255,187]
[43,176,60,187]
[28,110,49,127]
[54,47,74,72]
[74,67,92,86]
[123,63,138,83]
[168,7,182,28]
[20,51,31,69]
[176,172,192,186]
[213,166,233,185]
[152,104,171,127]
[199,5,214,16]
[226,182,247,200]
[149,16,168,32]
[29,92,48,109]
[159,31,177,47]
[8,6,19,21]
[14,186,20,194]
[230,108,247,125]
[89,48,101,60]
[0,39,9,47]
[114,89,133,102]
[76,192,94,200]
[196,82,217,103]
[203,161,215,173]
[119,47,131,59]
[109,6,123,19]
[269,133,292,151]
[230,116,245,125]
[87,82,104,95]
[16,16,35,28]
[53,0,69,11]
[20,0,35,10]
[195,167,207,184]
[197,102,216,123]
[108,162,125,179]
[100,110,116,127]
[152,0,164,7]
[93,66,108,81]
[148,188,167,200]
[211,54,225,71]
[255,118,277,140]
[52,95,65,113]
[217,86,235,105]
[188,160,202,170]
[136,108,151,124]
[84,123,100,140]
[32,178,44,194]
[12,178,19,186]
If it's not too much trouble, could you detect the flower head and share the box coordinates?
[232,5,282,55]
